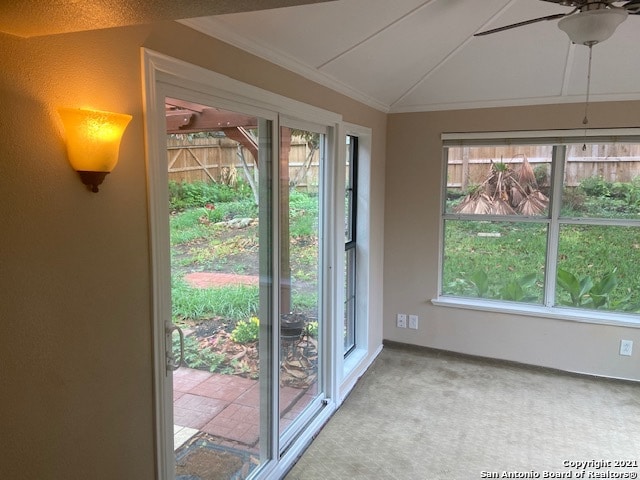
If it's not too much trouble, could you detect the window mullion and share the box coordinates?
[559,217,640,227]
[544,145,566,307]
[442,213,551,223]
[438,147,449,297]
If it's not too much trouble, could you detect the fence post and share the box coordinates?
[462,147,470,192]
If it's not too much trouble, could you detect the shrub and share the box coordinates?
[533,164,550,187]
[611,176,640,206]
[201,199,258,223]
[561,187,587,213]
[169,180,253,210]
[446,189,466,201]
[443,269,541,303]
[556,268,618,309]
[231,317,260,343]
[579,176,611,198]
[173,334,226,373]
[306,321,318,338]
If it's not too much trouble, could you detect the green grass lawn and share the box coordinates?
[443,221,547,302]
[169,183,321,324]
[443,220,640,311]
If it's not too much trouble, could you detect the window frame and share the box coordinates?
[344,135,358,356]
[337,122,374,403]
[435,129,640,329]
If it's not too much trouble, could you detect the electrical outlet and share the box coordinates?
[408,315,419,330]
[396,313,407,328]
[620,339,633,356]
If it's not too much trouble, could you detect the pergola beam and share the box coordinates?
[165,105,258,134]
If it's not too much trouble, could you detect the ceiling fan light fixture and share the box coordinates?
[558,8,628,45]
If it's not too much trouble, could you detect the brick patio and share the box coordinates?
[173,368,314,449]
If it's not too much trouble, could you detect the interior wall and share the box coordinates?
[384,102,640,381]
[0,21,386,479]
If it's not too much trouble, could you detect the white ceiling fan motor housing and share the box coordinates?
[558,7,628,45]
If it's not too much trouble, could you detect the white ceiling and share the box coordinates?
[182,0,640,113]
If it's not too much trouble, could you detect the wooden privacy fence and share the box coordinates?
[447,144,640,191]
[167,135,320,191]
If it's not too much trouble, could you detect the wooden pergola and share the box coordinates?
[166,98,294,313]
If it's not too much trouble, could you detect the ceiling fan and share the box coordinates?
[475,0,640,45]
[476,1,640,147]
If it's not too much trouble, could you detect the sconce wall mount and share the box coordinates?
[58,107,132,192]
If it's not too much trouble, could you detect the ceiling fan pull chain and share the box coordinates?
[582,42,594,151]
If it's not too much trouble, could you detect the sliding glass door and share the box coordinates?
[145,51,344,480]
[278,123,327,449]
[163,102,331,477]
[166,99,273,479]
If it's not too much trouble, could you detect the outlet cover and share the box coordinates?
[620,339,633,356]
[408,315,419,330]
[396,314,407,328]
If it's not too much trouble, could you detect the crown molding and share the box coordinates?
[180,17,390,113]
[390,92,640,113]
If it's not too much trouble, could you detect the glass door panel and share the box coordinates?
[278,125,325,443]
[167,99,272,479]
[344,135,357,354]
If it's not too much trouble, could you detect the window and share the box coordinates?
[344,135,358,355]
[440,132,640,319]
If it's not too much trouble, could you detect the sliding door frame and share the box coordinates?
[142,48,345,479]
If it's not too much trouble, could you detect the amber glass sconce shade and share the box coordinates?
[58,107,132,192]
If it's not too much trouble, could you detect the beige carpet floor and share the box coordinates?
[285,342,640,480]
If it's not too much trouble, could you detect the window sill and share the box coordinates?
[343,347,368,377]
[431,296,640,329]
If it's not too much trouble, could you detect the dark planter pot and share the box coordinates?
[281,313,306,337]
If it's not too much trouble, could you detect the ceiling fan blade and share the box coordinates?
[537,0,585,6]
[474,13,570,37]
[622,0,640,14]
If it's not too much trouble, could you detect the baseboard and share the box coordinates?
[382,340,640,385]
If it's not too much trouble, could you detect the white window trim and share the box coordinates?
[442,128,640,145]
[337,122,375,402]
[432,297,640,328]
[436,128,640,330]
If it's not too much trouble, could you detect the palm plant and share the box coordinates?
[454,155,549,215]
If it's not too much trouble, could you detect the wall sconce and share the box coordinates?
[58,107,132,192]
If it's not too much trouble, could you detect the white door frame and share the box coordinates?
[141,48,345,479]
